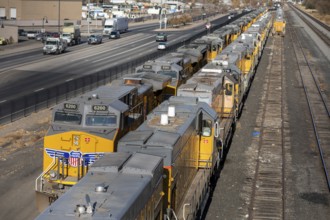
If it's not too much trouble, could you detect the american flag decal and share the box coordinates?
[69,151,82,167]
[69,157,81,167]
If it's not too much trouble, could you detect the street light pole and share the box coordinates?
[42,16,48,33]
[58,0,61,33]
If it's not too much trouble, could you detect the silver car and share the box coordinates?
[88,35,102,44]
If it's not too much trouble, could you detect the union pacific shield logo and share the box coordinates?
[69,151,82,167]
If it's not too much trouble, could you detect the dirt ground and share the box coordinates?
[0,109,51,220]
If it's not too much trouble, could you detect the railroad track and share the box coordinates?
[287,12,330,192]
[289,3,330,47]
[246,35,285,220]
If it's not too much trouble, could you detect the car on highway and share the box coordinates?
[36,32,52,43]
[18,29,27,37]
[156,32,167,42]
[109,31,120,39]
[88,34,103,44]
[27,31,40,39]
[157,42,167,50]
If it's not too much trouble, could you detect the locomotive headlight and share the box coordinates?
[73,135,80,146]
[49,170,57,180]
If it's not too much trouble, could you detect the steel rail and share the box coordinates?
[288,5,330,117]
[289,4,330,47]
[290,3,330,31]
[288,15,330,192]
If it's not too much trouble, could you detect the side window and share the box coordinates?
[225,83,233,96]
[202,119,212,137]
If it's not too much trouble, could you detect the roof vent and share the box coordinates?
[92,94,99,99]
[76,205,87,214]
[168,106,175,117]
[160,114,169,125]
[95,184,107,192]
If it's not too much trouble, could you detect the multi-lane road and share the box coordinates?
[0,16,229,102]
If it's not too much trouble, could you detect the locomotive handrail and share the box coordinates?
[35,157,56,191]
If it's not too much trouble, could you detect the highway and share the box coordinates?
[0,16,229,103]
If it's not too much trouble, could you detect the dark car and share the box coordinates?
[50,32,61,38]
[156,32,167,42]
[88,34,102,44]
[36,32,52,43]
[109,31,120,39]
[18,29,27,37]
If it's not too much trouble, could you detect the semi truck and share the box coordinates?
[61,22,81,46]
[103,17,128,35]
[43,37,67,55]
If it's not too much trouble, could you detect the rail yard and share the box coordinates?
[0,3,329,220]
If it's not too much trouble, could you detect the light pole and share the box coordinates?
[58,0,61,33]
[42,16,48,33]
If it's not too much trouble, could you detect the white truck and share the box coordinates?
[43,37,67,55]
[61,22,81,46]
[103,17,128,35]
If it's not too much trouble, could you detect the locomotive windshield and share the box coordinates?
[157,71,177,79]
[85,115,117,127]
[54,112,82,124]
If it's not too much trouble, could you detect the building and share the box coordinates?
[0,0,81,24]
[0,0,82,43]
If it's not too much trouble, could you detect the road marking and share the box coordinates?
[66,78,73,82]
[0,100,7,104]
[92,41,155,63]
[70,34,151,62]
[34,88,44,92]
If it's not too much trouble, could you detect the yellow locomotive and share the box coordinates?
[35,8,272,215]
[35,73,171,209]
[272,7,286,36]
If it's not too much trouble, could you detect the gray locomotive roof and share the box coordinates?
[224,24,240,33]
[212,28,233,38]
[179,69,224,93]
[177,43,208,56]
[113,72,171,92]
[36,152,163,220]
[202,35,224,45]
[53,86,132,118]
[236,35,256,50]
[213,52,241,66]
[176,47,203,63]
[165,52,192,65]
[179,43,208,54]
[118,97,217,166]
[201,62,225,74]
[136,60,183,73]
[156,53,184,65]
[83,84,135,101]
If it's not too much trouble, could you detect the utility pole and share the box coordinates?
[58,0,61,33]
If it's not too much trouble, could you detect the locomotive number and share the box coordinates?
[64,103,78,110]
[92,105,108,111]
